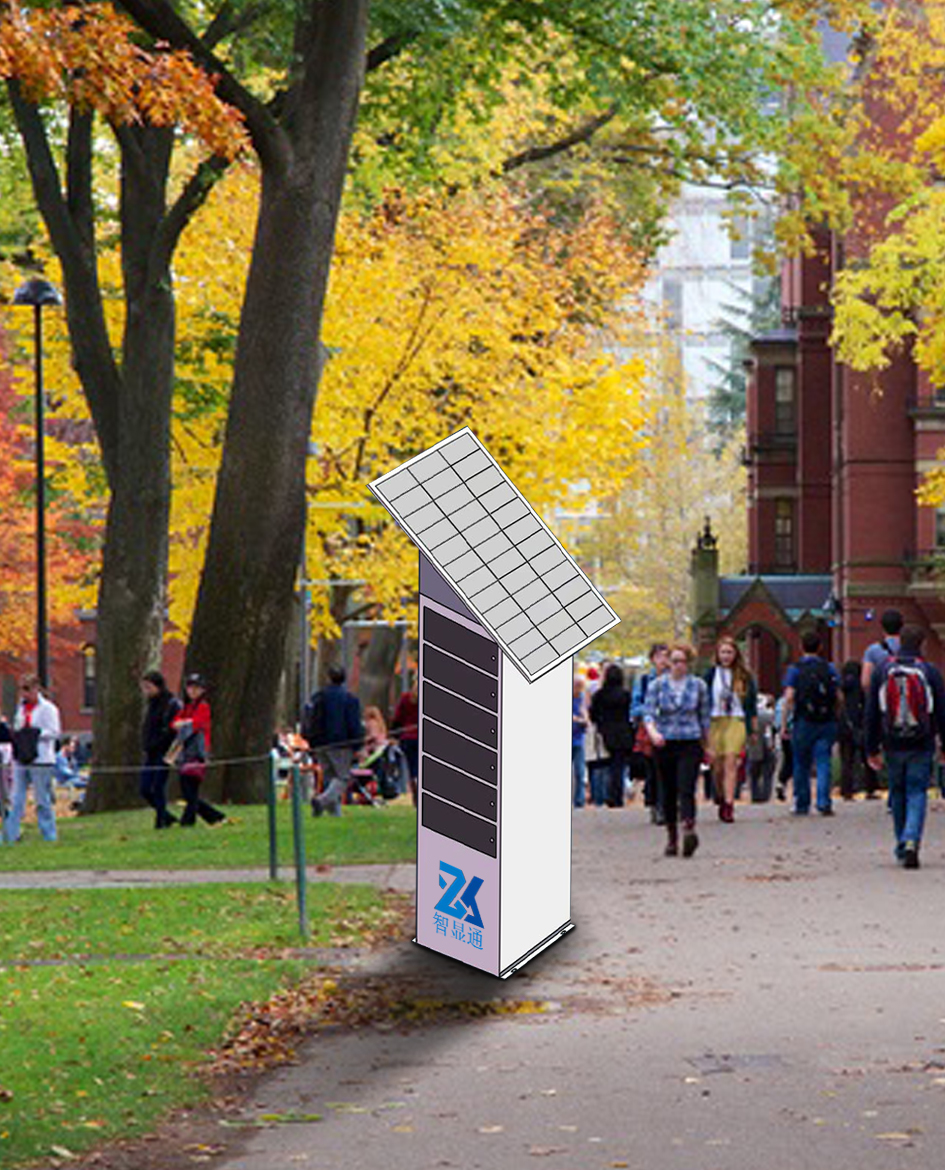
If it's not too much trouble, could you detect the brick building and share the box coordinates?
[692,230,945,693]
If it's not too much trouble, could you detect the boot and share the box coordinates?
[313,778,344,818]
[664,824,678,856]
[682,819,699,858]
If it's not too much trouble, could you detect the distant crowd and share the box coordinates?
[571,610,945,867]
[5,608,943,869]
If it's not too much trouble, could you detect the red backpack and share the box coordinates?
[879,658,933,742]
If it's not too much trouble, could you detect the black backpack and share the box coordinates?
[794,658,836,723]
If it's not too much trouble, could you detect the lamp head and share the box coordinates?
[13,278,62,307]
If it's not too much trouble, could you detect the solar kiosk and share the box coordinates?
[369,428,619,977]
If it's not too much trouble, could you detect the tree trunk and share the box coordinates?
[185,0,369,802]
[83,129,176,810]
[358,625,404,716]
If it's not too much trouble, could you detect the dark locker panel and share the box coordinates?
[422,644,499,712]
[423,683,498,748]
[422,720,497,783]
[423,608,499,676]
[422,757,497,821]
[422,793,497,857]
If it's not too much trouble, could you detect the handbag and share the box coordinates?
[12,726,41,765]
[632,720,653,758]
[163,739,183,767]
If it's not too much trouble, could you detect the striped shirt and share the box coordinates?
[644,673,711,742]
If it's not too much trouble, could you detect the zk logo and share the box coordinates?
[435,861,484,929]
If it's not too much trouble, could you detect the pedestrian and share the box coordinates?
[589,663,634,808]
[571,674,589,808]
[631,642,669,823]
[773,693,793,801]
[861,608,903,692]
[704,636,758,823]
[170,674,225,827]
[140,670,182,828]
[0,716,13,820]
[782,631,840,816]
[837,659,874,801]
[2,675,62,844]
[747,693,777,802]
[643,643,712,857]
[865,624,945,869]
[390,678,419,804]
[305,665,363,816]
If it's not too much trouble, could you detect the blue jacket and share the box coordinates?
[310,684,363,748]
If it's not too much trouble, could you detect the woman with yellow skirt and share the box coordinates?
[704,637,757,823]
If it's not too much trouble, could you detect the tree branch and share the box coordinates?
[116,0,290,174]
[66,109,95,257]
[152,154,231,276]
[366,30,418,72]
[502,103,620,172]
[203,0,270,50]
[7,81,122,477]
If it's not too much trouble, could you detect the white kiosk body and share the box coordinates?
[369,429,619,977]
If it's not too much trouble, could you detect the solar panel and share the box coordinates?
[369,428,620,682]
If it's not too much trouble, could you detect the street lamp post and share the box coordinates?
[13,277,62,690]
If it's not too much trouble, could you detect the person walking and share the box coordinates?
[170,674,225,827]
[140,670,182,828]
[704,636,757,824]
[774,693,793,802]
[631,643,669,823]
[644,644,712,857]
[0,717,12,820]
[837,660,874,801]
[589,663,634,808]
[861,609,903,692]
[865,624,945,869]
[571,674,590,808]
[2,676,61,844]
[782,631,840,816]
[307,665,363,816]
[390,679,419,804]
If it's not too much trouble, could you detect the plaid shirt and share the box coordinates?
[644,673,710,742]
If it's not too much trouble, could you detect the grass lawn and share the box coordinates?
[0,882,399,1167]
[0,799,417,873]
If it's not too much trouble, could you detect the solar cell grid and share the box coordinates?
[369,427,618,681]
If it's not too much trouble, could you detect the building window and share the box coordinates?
[730,214,751,260]
[662,278,683,330]
[81,645,96,711]
[935,509,945,550]
[774,499,795,569]
[774,367,796,434]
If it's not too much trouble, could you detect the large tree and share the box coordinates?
[4,1,865,802]
[1,2,246,808]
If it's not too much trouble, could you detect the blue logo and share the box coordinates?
[434,861,484,929]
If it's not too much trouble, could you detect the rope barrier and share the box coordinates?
[7,726,421,782]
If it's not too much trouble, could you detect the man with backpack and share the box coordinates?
[781,631,840,816]
[865,624,945,869]
[302,665,363,817]
[860,608,903,692]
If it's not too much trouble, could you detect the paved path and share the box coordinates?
[0,862,415,891]
[204,797,945,1170]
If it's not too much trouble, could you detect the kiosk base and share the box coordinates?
[412,920,575,979]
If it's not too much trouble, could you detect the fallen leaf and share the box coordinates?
[50,1147,76,1160]
[258,1113,322,1124]
[391,1125,414,1133]
[528,1146,566,1156]
[876,1133,914,1141]
[478,1125,504,1134]
[122,1001,146,1011]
